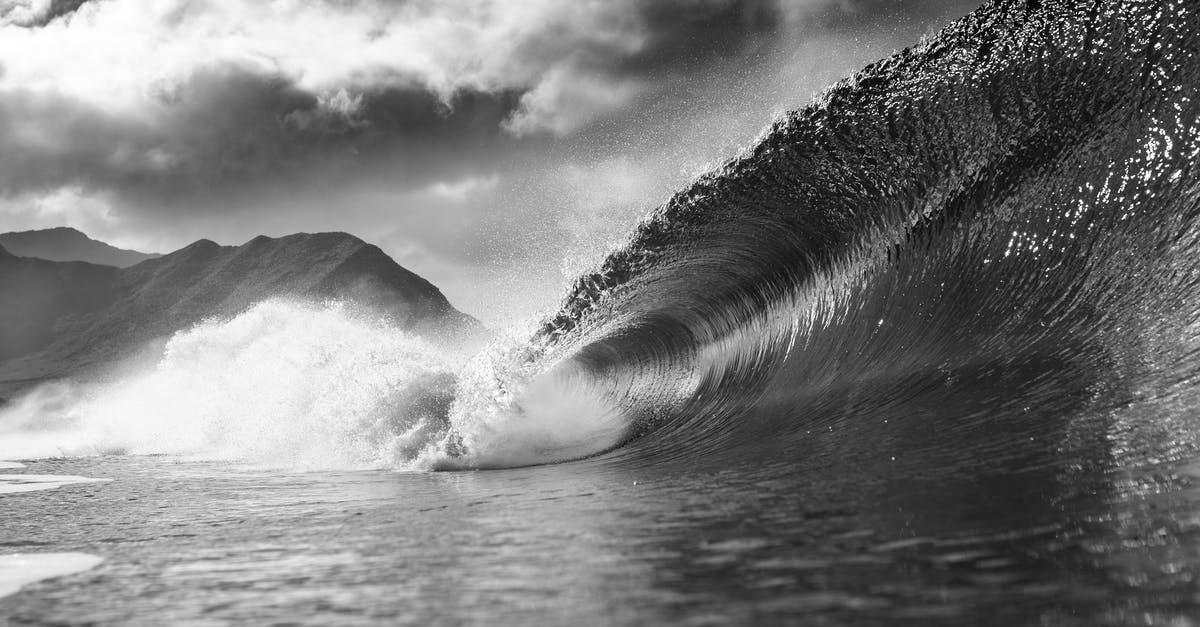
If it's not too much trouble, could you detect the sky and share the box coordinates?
[0,0,981,326]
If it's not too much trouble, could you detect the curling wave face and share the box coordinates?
[4,0,1200,472]
[522,0,1200,467]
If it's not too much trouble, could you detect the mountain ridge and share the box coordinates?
[0,227,160,268]
[0,230,482,398]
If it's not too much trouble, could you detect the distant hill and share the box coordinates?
[0,232,482,397]
[0,227,160,267]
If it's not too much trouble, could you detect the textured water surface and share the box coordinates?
[3,451,1200,625]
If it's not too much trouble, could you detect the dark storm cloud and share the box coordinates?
[0,63,524,211]
[37,0,89,23]
[142,67,523,205]
[0,0,983,206]
[0,0,987,323]
[620,0,783,72]
[0,88,148,194]
[0,0,795,208]
[0,0,91,26]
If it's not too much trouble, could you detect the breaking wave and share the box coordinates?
[5,0,1200,472]
[0,301,456,468]
[508,0,1200,468]
[0,300,628,469]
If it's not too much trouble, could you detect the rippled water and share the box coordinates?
[3,446,1200,625]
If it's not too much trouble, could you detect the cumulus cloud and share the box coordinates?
[0,0,46,26]
[0,0,983,324]
[504,65,643,137]
[0,0,87,27]
[0,0,822,234]
[0,0,781,133]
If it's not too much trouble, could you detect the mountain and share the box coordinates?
[0,232,481,398]
[0,227,160,267]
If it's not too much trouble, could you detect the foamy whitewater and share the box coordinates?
[0,554,104,600]
[0,300,627,470]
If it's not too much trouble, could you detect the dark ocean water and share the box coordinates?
[3,449,1200,625]
[5,0,1200,623]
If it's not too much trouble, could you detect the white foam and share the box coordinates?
[0,461,25,469]
[424,329,631,469]
[0,300,459,470]
[0,474,110,495]
[0,553,104,598]
[0,299,635,471]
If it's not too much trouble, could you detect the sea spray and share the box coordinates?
[0,300,457,469]
[0,300,634,469]
[428,327,631,469]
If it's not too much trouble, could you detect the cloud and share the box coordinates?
[0,0,47,26]
[429,175,500,202]
[0,0,87,27]
[0,65,523,204]
[0,0,817,235]
[0,0,985,325]
[0,1,658,118]
[0,0,795,182]
[0,0,960,203]
[0,186,115,229]
[504,65,643,137]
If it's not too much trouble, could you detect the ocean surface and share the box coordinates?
[5,0,1200,623]
[3,447,1200,625]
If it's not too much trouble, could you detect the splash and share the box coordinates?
[0,300,459,469]
[429,329,632,469]
[0,300,629,470]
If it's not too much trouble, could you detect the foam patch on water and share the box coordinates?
[0,553,104,598]
[0,474,110,495]
[0,461,25,469]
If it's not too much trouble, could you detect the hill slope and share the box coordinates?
[0,232,481,397]
[0,227,160,267]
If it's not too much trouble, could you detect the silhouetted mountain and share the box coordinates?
[0,232,481,397]
[0,227,160,267]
